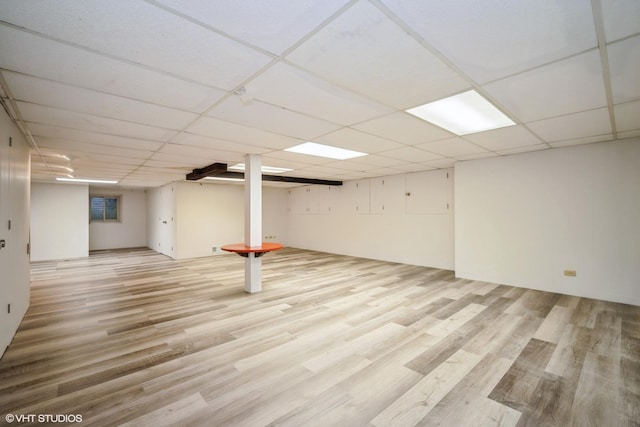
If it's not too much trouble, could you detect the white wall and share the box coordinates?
[286,169,454,270]
[0,108,31,358]
[146,181,289,260]
[175,181,288,259]
[263,186,289,245]
[89,187,146,250]
[30,182,88,261]
[175,181,244,259]
[455,139,640,305]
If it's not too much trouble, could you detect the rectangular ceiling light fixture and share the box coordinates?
[285,142,367,160]
[56,177,118,184]
[228,163,292,174]
[203,176,245,182]
[406,90,515,135]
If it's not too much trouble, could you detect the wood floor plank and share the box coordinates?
[533,305,573,344]
[0,247,637,426]
[569,351,621,427]
[118,393,208,427]
[371,349,481,427]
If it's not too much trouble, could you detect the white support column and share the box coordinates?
[244,154,262,293]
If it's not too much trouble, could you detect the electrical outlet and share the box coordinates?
[564,270,577,277]
[212,246,219,253]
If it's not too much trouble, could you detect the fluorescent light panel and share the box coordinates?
[56,177,118,184]
[203,176,244,182]
[228,163,292,174]
[406,90,515,135]
[285,142,367,160]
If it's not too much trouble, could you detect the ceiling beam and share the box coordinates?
[186,163,343,186]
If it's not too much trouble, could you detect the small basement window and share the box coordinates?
[90,195,121,222]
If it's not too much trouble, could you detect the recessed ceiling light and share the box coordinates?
[46,164,74,173]
[45,153,71,161]
[406,90,515,135]
[35,163,75,173]
[285,142,367,160]
[203,176,245,183]
[56,177,118,184]
[228,163,292,174]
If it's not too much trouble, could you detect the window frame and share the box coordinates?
[89,194,122,223]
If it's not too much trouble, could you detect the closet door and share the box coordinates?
[0,136,11,353]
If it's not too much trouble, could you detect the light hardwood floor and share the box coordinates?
[1,247,638,426]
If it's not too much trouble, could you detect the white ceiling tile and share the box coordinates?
[35,137,154,159]
[422,158,457,169]
[158,143,244,161]
[321,160,370,172]
[454,152,500,161]
[151,150,244,165]
[0,0,271,89]
[262,150,334,166]
[153,0,350,55]
[143,158,203,169]
[171,133,272,155]
[70,172,127,180]
[296,165,354,176]
[378,146,443,162]
[352,112,454,145]
[315,127,403,154]
[391,163,436,173]
[0,25,225,113]
[527,108,612,142]
[5,72,198,130]
[334,172,366,180]
[186,116,299,150]
[26,123,163,151]
[614,100,640,132]
[359,168,405,178]
[618,130,640,139]
[496,144,549,156]
[208,96,341,139]
[134,166,189,175]
[18,102,176,141]
[334,172,368,180]
[246,62,393,125]
[1,1,637,188]
[381,0,597,83]
[416,137,488,158]
[350,154,406,168]
[549,134,614,148]
[67,152,146,166]
[601,0,640,42]
[483,50,607,122]
[287,1,469,109]
[464,125,544,151]
[55,159,136,171]
[607,35,640,104]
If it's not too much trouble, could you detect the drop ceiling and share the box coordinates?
[0,0,638,188]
